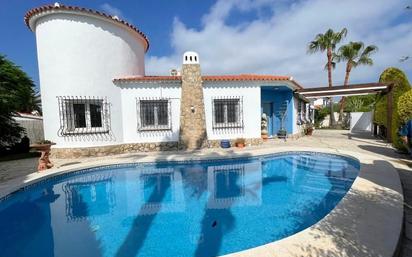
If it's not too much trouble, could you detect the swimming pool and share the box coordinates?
[0,152,359,257]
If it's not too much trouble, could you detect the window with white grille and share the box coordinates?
[57,97,109,135]
[137,98,172,131]
[212,97,243,129]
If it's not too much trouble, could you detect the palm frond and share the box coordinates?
[361,45,378,57]
[356,56,373,66]
[307,40,321,54]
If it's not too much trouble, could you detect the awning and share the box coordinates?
[298,83,392,98]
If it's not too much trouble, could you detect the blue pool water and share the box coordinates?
[0,152,359,257]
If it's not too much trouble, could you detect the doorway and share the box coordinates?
[262,102,274,136]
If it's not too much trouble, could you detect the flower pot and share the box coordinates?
[31,143,53,151]
[261,134,269,141]
[306,129,314,136]
[30,143,56,172]
[277,130,287,138]
[220,140,231,148]
[236,143,245,148]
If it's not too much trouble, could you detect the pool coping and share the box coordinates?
[0,146,403,257]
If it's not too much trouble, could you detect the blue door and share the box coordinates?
[262,102,274,136]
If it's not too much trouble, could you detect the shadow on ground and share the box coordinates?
[290,160,402,257]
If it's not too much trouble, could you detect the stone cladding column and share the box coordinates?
[179,63,207,149]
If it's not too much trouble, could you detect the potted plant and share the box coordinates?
[31,140,55,150]
[30,140,56,171]
[261,113,269,141]
[235,138,246,148]
[276,101,288,140]
[305,124,314,136]
[277,129,287,138]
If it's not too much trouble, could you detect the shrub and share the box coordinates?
[374,94,387,126]
[398,89,412,124]
[314,107,329,128]
[375,67,411,150]
[345,95,376,112]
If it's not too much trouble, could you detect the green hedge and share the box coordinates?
[374,67,411,150]
[398,89,412,124]
[374,94,387,126]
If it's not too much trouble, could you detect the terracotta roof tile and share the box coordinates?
[113,74,303,89]
[202,74,290,81]
[24,3,149,52]
[113,76,182,83]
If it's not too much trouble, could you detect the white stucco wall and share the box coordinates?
[203,81,261,140]
[118,81,262,143]
[350,112,373,132]
[33,11,146,148]
[119,83,181,143]
[292,97,302,135]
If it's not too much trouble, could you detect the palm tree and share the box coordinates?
[334,42,378,121]
[308,28,348,127]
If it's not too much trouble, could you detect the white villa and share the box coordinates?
[25,3,314,157]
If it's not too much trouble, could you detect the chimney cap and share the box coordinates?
[183,51,199,64]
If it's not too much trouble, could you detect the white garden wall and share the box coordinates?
[350,112,373,132]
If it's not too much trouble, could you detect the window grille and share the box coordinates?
[136,98,172,131]
[212,96,243,129]
[57,96,110,136]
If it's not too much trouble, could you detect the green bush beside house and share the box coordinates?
[398,90,412,124]
[374,67,411,150]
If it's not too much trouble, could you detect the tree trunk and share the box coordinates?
[327,48,335,127]
[338,63,352,124]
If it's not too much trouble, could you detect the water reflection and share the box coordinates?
[136,167,184,215]
[207,162,262,209]
[63,173,116,221]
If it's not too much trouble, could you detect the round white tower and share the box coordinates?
[25,3,149,148]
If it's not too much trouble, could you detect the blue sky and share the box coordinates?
[1,0,411,90]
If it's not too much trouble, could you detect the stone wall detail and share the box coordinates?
[50,138,264,158]
[179,63,207,150]
[51,142,179,159]
[207,138,264,148]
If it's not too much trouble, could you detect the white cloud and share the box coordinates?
[146,0,412,87]
[100,3,124,19]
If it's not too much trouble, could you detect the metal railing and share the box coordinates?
[136,97,172,131]
[211,96,244,129]
[57,96,111,136]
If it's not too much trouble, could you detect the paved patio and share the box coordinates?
[0,129,410,256]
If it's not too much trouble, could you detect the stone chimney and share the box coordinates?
[179,51,207,149]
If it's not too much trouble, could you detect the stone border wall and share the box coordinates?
[207,138,263,148]
[51,142,179,158]
[51,138,264,158]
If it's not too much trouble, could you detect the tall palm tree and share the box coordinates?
[334,42,378,121]
[308,28,348,127]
